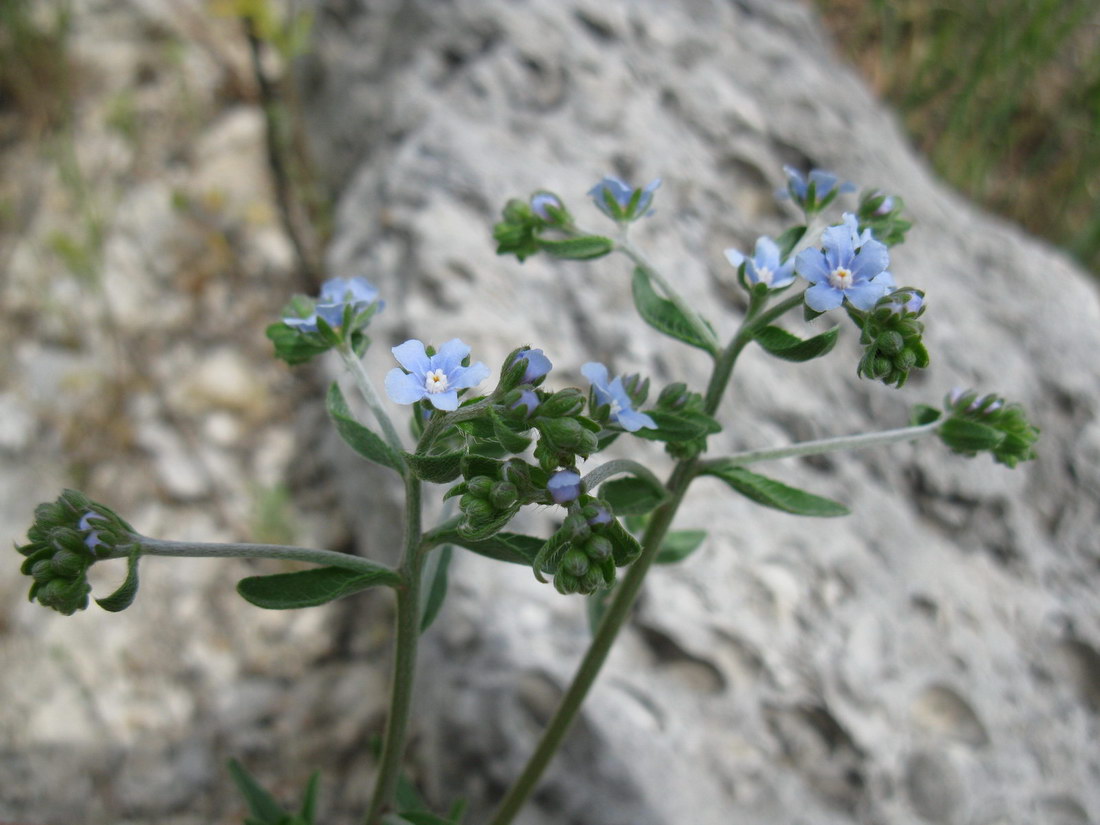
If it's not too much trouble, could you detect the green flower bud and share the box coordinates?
[561,549,589,578]
[554,572,580,595]
[31,559,56,583]
[877,330,904,356]
[460,496,495,521]
[563,512,591,543]
[465,476,495,500]
[581,565,610,593]
[489,481,519,510]
[657,382,690,411]
[538,389,586,419]
[51,549,87,578]
[584,535,613,563]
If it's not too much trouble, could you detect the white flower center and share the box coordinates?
[755,266,774,286]
[424,369,449,394]
[609,399,623,417]
[828,266,854,290]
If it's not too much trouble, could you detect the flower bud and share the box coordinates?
[538,388,586,419]
[465,476,495,500]
[582,565,610,593]
[554,572,580,595]
[657,382,690,411]
[489,481,519,510]
[584,534,613,562]
[530,191,566,223]
[562,549,590,578]
[507,388,541,418]
[877,330,904,356]
[460,496,495,521]
[563,512,591,543]
[547,470,582,505]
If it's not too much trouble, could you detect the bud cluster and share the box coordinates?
[853,288,930,388]
[531,389,601,472]
[16,490,137,615]
[492,192,573,262]
[856,189,911,247]
[547,502,619,595]
[446,457,548,541]
[939,389,1039,468]
[654,382,709,460]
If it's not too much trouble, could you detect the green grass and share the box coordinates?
[818,0,1100,272]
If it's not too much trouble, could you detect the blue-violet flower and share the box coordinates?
[547,470,582,504]
[795,215,894,312]
[385,338,491,412]
[588,175,661,222]
[531,192,564,221]
[284,276,382,333]
[724,236,796,288]
[512,348,553,384]
[780,166,855,208]
[581,362,657,432]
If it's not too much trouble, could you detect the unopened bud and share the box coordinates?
[584,535,613,562]
[562,549,589,577]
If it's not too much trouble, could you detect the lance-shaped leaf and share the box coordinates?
[432,529,543,567]
[537,235,614,260]
[405,450,465,484]
[604,517,643,566]
[655,529,707,564]
[95,547,141,612]
[631,267,718,355]
[420,545,453,633]
[600,476,667,515]
[227,759,290,825]
[753,325,839,362]
[699,461,849,517]
[237,564,400,610]
[326,383,403,473]
[630,408,721,443]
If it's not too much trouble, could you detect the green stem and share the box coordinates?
[700,420,942,469]
[579,458,665,492]
[488,278,812,825]
[339,343,407,457]
[132,538,394,577]
[364,476,424,825]
[486,459,696,825]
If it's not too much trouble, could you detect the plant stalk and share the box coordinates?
[365,476,424,825]
[133,538,394,577]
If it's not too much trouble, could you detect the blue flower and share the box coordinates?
[581,362,656,432]
[588,175,661,222]
[385,339,491,412]
[78,511,107,554]
[530,192,564,221]
[547,470,582,504]
[512,348,553,384]
[780,166,855,210]
[511,389,540,417]
[284,276,383,333]
[795,215,894,312]
[724,236,796,288]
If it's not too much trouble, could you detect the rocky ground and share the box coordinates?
[3,1,1100,824]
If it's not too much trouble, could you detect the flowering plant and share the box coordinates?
[14,165,1037,824]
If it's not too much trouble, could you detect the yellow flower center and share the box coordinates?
[828,266,854,290]
[424,369,449,394]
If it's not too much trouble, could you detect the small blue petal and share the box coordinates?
[392,340,430,375]
[449,361,490,390]
[754,236,781,271]
[426,390,460,411]
[515,348,552,383]
[724,248,746,268]
[795,248,830,284]
[845,281,891,311]
[581,362,611,389]
[616,408,657,432]
[385,368,427,405]
[433,338,472,374]
[805,283,845,312]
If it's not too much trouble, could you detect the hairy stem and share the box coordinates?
[134,538,395,577]
[339,343,408,458]
[365,476,424,825]
[702,420,942,469]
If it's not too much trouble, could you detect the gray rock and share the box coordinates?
[303,0,1100,823]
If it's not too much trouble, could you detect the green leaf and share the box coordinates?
[394,813,460,825]
[631,268,718,355]
[909,404,942,426]
[266,322,332,366]
[599,476,667,515]
[95,548,140,612]
[492,413,532,453]
[405,451,465,484]
[298,772,321,824]
[326,383,403,473]
[537,235,614,260]
[775,225,807,260]
[754,325,839,362]
[700,462,849,517]
[420,545,453,633]
[435,530,543,567]
[237,564,400,610]
[631,408,721,443]
[227,759,288,824]
[655,530,707,564]
[605,518,643,566]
